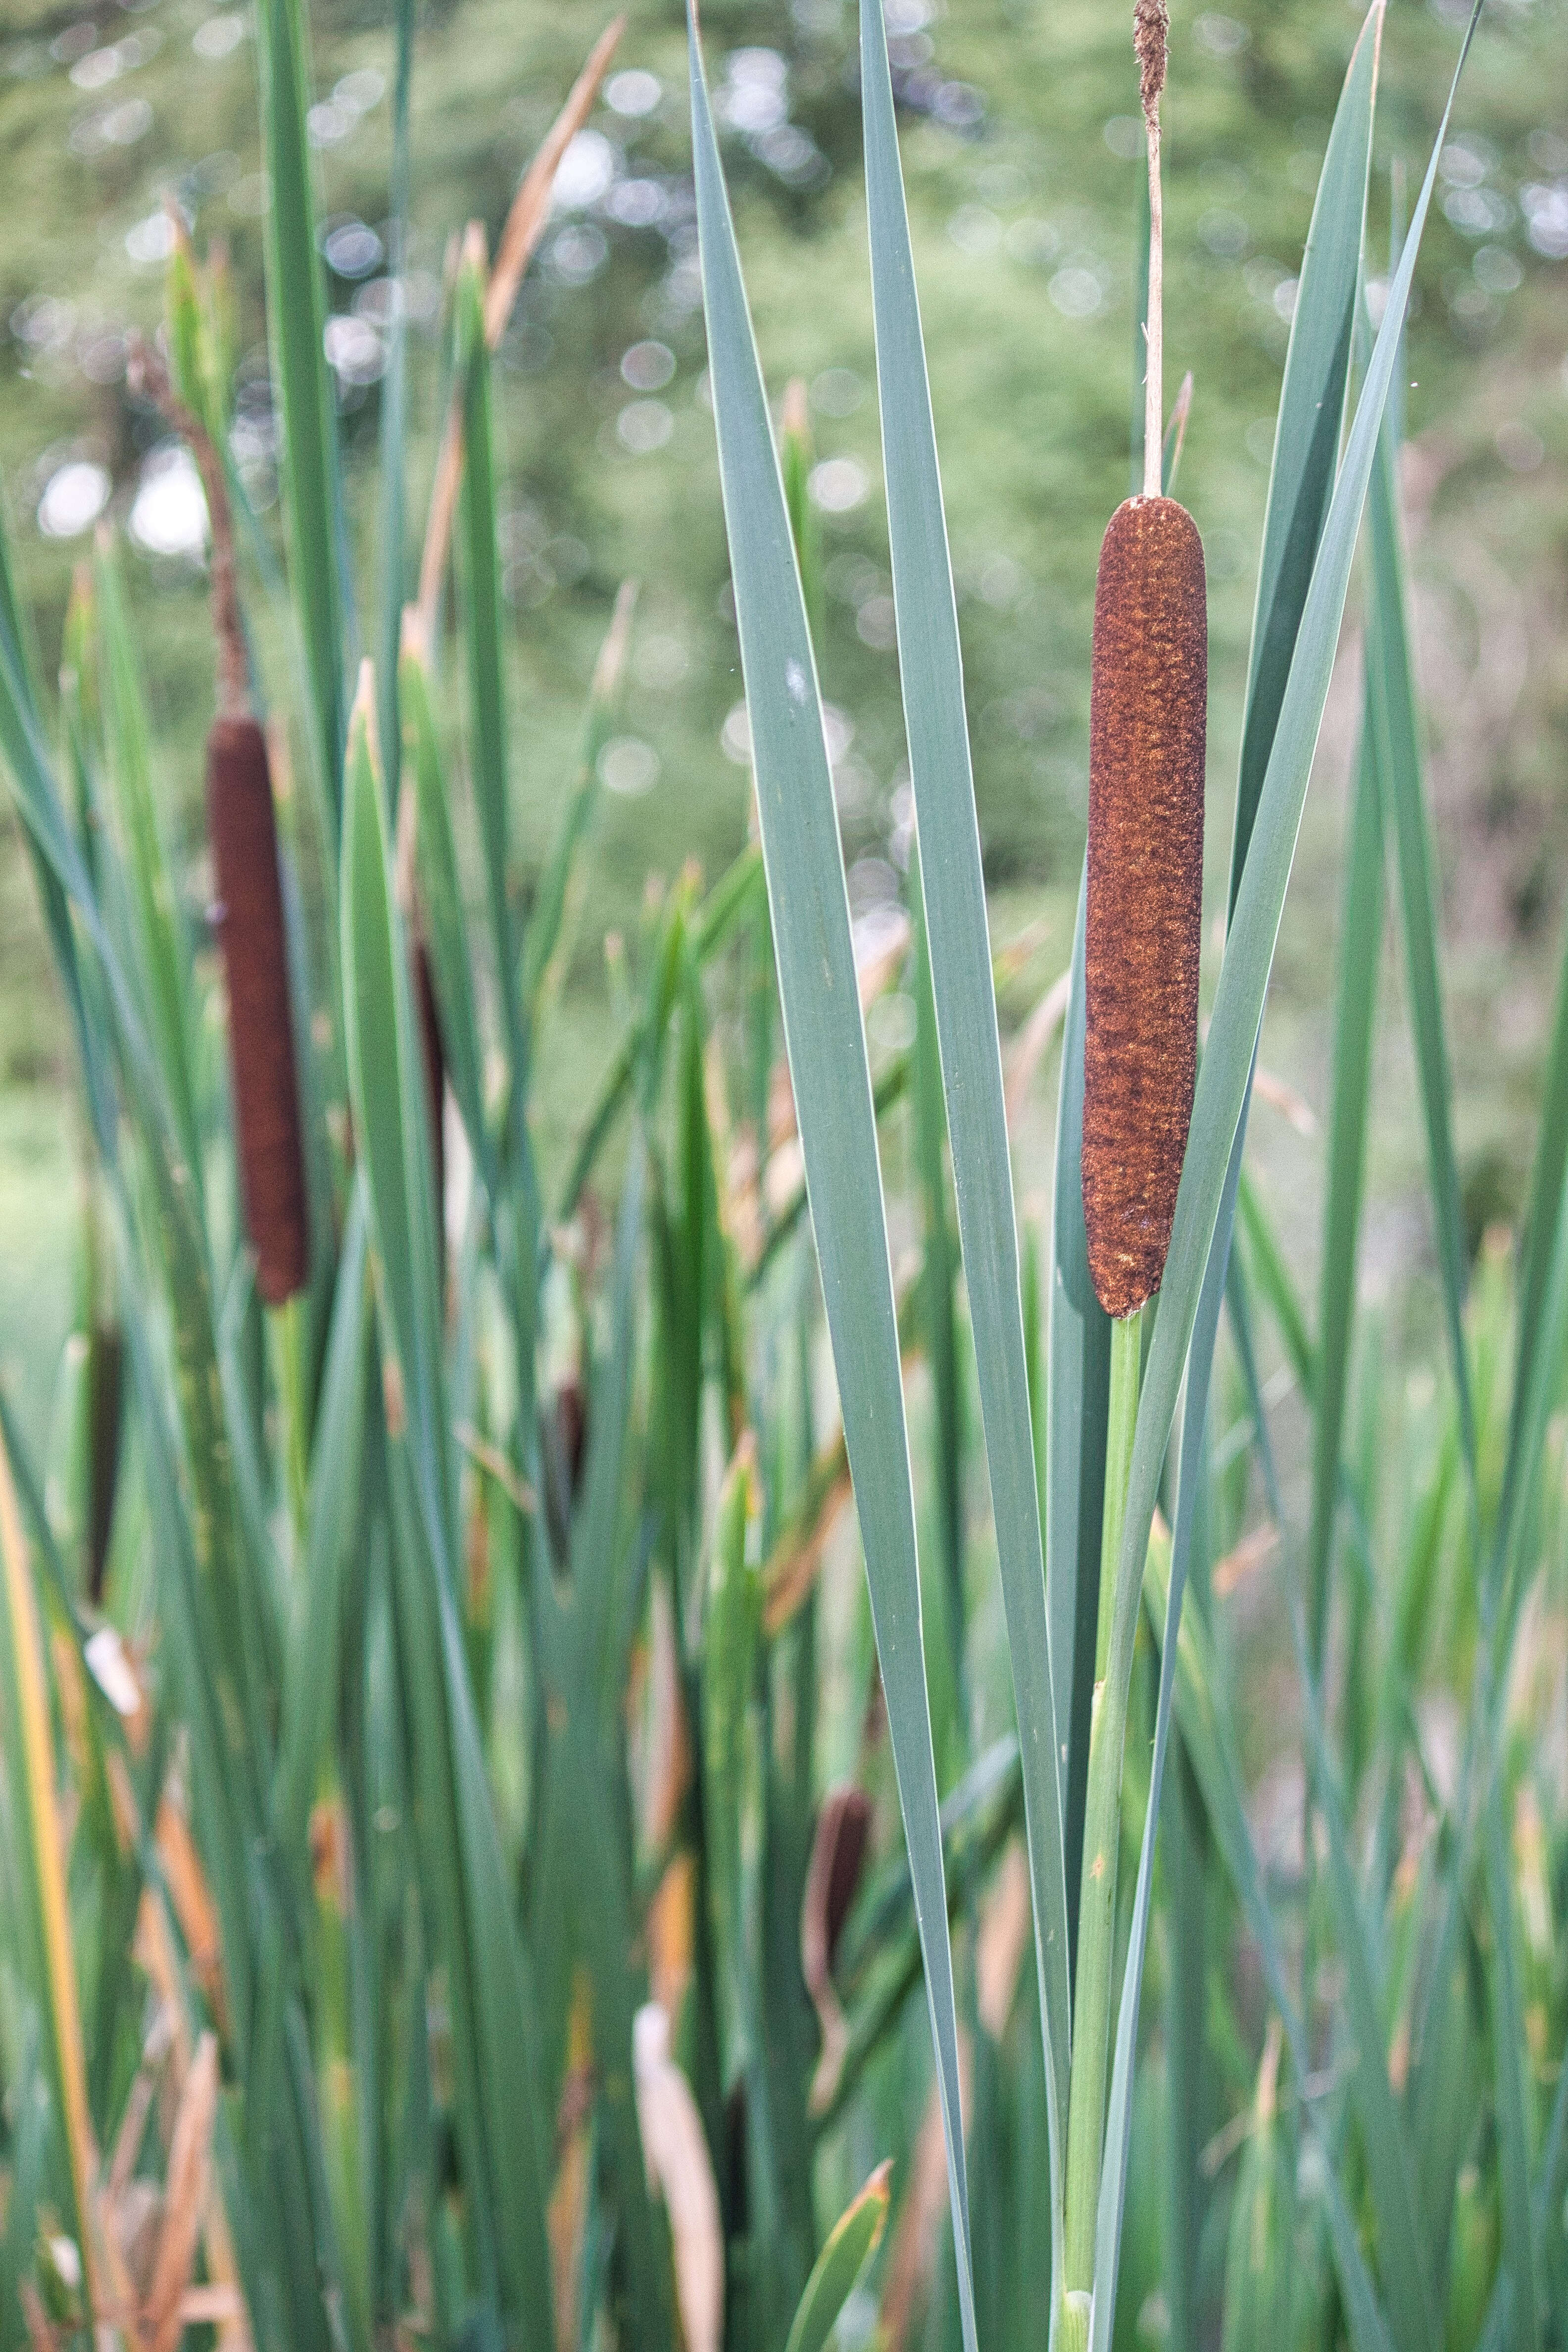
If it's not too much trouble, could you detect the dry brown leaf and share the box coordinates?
[413,19,626,643]
[633,2006,723,2352]
[144,2031,220,2352]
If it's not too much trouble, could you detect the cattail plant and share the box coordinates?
[5,0,1546,2343]
[132,344,310,1310]
[1064,6,1206,2329]
[1081,0,1207,1327]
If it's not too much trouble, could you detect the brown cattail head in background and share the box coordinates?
[207,717,309,1305]
[130,332,310,1307]
[1082,494,1206,1321]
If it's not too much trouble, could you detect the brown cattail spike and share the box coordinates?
[207,718,309,1304]
[1134,0,1168,122]
[1082,495,1207,1320]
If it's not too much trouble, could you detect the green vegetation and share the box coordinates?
[0,0,1567,2348]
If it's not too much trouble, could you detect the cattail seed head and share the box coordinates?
[1082,493,1207,1321]
[1134,0,1169,125]
[207,716,309,1305]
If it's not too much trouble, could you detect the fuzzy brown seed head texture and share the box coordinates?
[206,717,310,1305]
[1082,495,1207,1322]
[1134,0,1169,123]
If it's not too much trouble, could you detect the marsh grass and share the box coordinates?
[0,0,1565,2349]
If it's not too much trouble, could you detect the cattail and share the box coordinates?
[207,716,310,1304]
[130,332,310,1308]
[1081,0,1206,1323]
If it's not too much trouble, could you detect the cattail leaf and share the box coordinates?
[272,1185,372,1855]
[378,0,416,809]
[861,0,1074,2204]
[555,846,765,1220]
[1235,1171,1315,1403]
[908,863,966,1726]
[783,2161,892,2352]
[525,581,638,1010]
[0,1423,96,2291]
[381,1434,556,2341]
[1049,867,1111,1966]
[1308,716,1384,1662]
[1229,0,1383,909]
[570,1128,646,1682]
[1369,424,1478,1496]
[687,18,976,2347]
[1503,915,1568,1594]
[399,641,488,1162]
[1485,1784,1541,2352]
[527,1142,674,2346]
[94,543,202,1179]
[1089,1108,1242,2351]
[345,674,557,2329]
[453,261,521,1061]
[1138,1530,1400,2352]
[341,678,448,1536]
[254,0,348,815]
[1297,1639,1440,2352]
[703,1435,763,2087]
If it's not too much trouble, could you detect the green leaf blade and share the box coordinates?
[687,17,976,2345]
[254,0,348,818]
[860,0,1073,2203]
[783,2162,893,2352]
[1229,0,1383,909]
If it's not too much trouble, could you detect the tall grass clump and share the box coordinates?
[1,0,1565,2347]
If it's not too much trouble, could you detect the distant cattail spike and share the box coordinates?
[1082,494,1206,1321]
[207,717,309,1305]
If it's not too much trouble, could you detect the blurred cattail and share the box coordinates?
[412,927,446,1254]
[803,1782,874,1987]
[1081,0,1205,1323]
[207,717,309,1304]
[130,332,309,1309]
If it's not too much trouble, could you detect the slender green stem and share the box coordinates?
[1062,1302,1143,2313]
[272,1292,310,1538]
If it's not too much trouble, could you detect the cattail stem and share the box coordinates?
[273,1291,310,1537]
[1136,0,1169,500]
[1142,101,1163,499]
[1062,1304,1143,2304]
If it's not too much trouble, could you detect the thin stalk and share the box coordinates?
[1136,0,1168,501]
[1062,1302,1143,2321]
[273,1291,311,1539]
[1141,87,1163,499]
